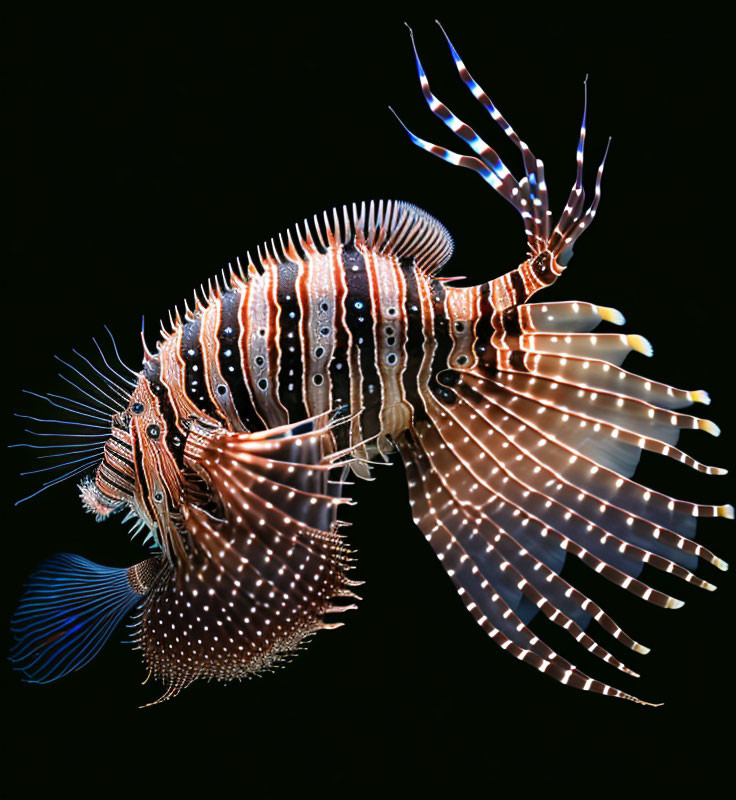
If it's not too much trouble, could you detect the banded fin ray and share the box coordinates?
[399,328,730,702]
[135,413,359,704]
[399,430,653,703]
[394,21,606,261]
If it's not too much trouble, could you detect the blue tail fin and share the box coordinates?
[10,553,141,683]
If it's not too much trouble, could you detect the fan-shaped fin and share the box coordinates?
[10,554,144,683]
[397,344,729,703]
[136,412,359,703]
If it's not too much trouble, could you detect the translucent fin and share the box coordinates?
[457,375,721,570]
[399,425,651,700]
[495,348,701,410]
[137,412,358,703]
[397,356,729,703]
[518,301,625,333]
[10,554,142,683]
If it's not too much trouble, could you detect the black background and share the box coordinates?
[5,7,733,796]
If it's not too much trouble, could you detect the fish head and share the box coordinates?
[79,376,179,541]
[78,407,139,521]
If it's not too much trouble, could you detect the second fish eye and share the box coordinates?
[146,424,161,440]
[131,402,144,415]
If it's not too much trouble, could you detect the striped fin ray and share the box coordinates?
[491,371,725,477]
[452,376,726,575]
[402,429,644,678]
[159,198,454,355]
[506,332,654,366]
[394,22,607,261]
[398,350,730,701]
[489,327,716,462]
[136,412,359,703]
[247,200,453,277]
[163,199,454,334]
[402,25,523,214]
[496,350,702,410]
[512,301,627,333]
[399,426,656,704]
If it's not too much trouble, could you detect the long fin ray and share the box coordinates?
[10,554,143,684]
[136,413,357,703]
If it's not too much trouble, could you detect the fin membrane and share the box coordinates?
[10,553,141,683]
[136,413,358,703]
[397,360,727,705]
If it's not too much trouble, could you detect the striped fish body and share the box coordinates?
[84,225,555,532]
[10,25,731,707]
[138,201,459,474]
[137,212,558,472]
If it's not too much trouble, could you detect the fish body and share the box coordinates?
[10,25,731,706]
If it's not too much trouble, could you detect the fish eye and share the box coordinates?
[131,402,144,415]
[153,491,164,503]
[146,423,161,439]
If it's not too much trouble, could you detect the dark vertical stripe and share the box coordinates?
[180,318,222,421]
[401,261,428,421]
[427,281,456,404]
[276,261,308,421]
[131,423,154,518]
[530,252,556,286]
[218,289,262,432]
[329,253,351,451]
[342,245,381,440]
[501,306,522,337]
[474,283,497,371]
[260,268,288,426]
[142,359,186,466]
[509,269,528,304]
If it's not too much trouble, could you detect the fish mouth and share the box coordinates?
[78,476,126,521]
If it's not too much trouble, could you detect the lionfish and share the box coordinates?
[11,23,732,706]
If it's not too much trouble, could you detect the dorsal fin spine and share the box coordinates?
[156,199,452,349]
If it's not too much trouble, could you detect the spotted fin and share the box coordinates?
[398,347,730,704]
[135,414,359,703]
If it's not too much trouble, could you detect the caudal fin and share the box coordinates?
[393,22,607,271]
[10,553,144,683]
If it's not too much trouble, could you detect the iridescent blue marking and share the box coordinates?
[407,25,513,184]
[10,554,141,683]
[389,109,504,192]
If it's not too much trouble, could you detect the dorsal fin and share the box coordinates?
[158,200,453,350]
[324,199,453,276]
[263,199,453,277]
